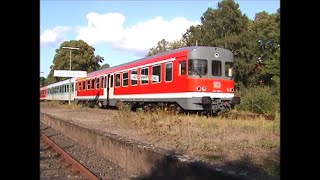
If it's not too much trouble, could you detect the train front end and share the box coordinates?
[183,46,240,114]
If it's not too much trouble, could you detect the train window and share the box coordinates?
[152,65,161,83]
[131,69,138,86]
[79,82,82,91]
[179,61,186,75]
[87,80,91,89]
[66,84,69,92]
[141,67,149,85]
[110,75,114,88]
[83,81,86,90]
[101,76,104,89]
[225,62,234,77]
[96,78,100,89]
[165,62,173,82]
[72,83,74,92]
[91,79,95,89]
[123,72,129,87]
[105,76,108,88]
[115,74,121,87]
[188,59,207,76]
[212,60,221,76]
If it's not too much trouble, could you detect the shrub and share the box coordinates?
[236,86,279,117]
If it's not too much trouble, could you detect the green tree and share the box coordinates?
[146,39,171,57]
[234,9,280,88]
[46,40,104,84]
[183,0,249,50]
[182,25,204,46]
[146,39,186,57]
[40,77,46,87]
[99,63,110,70]
[170,39,186,49]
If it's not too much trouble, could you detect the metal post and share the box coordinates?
[62,46,79,105]
[69,50,71,105]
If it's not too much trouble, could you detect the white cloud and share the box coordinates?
[40,26,70,48]
[76,12,199,56]
[76,12,125,45]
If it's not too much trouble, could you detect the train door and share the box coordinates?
[108,74,114,102]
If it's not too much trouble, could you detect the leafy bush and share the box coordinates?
[236,85,279,117]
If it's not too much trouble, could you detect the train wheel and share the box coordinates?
[169,104,182,115]
[143,104,152,112]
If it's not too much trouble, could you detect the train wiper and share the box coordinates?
[194,69,202,78]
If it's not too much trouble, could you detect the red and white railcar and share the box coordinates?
[74,46,240,113]
[40,86,47,101]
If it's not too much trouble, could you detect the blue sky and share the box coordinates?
[40,0,280,77]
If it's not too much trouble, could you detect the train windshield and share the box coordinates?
[188,59,207,77]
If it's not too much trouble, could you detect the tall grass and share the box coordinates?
[114,108,280,179]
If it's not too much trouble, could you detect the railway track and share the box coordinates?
[40,132,99,180]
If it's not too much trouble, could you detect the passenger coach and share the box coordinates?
[73,46,240,114]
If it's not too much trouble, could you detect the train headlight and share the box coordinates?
[202,86,207,91]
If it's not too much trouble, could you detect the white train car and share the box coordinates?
[46,78,76,102]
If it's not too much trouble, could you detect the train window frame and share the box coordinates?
[165,62,173,82]
[141,67,149,85]
[122,71,129,87]
[152,64,161,84]
[115,73,121,87]
[212,60,222,76]
[179,61,186,76]
[131,69,138,86]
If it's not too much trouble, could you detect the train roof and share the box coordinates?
[88,46,228,77]
[46,77,76,88]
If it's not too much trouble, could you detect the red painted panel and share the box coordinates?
[77,89,104,97]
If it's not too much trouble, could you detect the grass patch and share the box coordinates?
[114,108,280,179]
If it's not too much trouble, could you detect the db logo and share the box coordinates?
[213,81,221,88]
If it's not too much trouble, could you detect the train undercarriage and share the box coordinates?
[75,96,241,116]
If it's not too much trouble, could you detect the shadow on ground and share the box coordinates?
[134,150,279,180]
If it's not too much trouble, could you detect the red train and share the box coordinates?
[40,46,240,114]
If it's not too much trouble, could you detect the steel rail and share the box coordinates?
[40,132,99,180]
